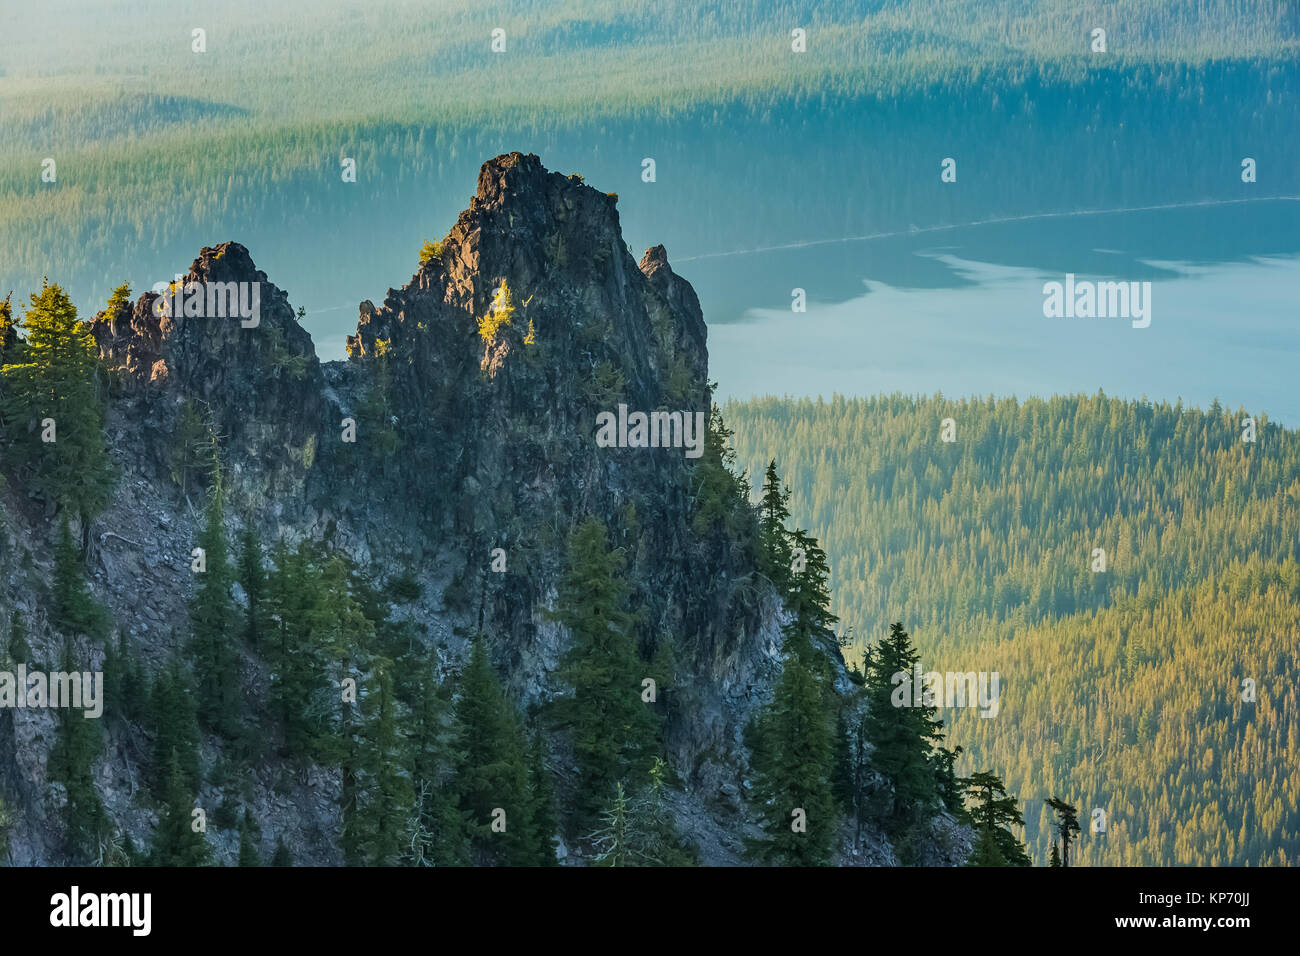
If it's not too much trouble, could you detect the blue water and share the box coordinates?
[702,200,1300,426]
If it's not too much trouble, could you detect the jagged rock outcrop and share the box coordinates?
[0,153,969,866]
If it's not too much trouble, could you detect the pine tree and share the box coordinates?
[264,542,334,757]
[588,781,631,867]
[630,756,696,866]
[270,836,294,866]
[5,610,31,664]
[745,635,838,865]
[148,658,201,797]
[1049,841,1062,867]
[552,517,658,823]
[0,281,115,517]
[105,283,132,315]
[343,660,413,865]
[238,809,262,866]
[758,460,794,593]
[237,525,265,646]
[747,526,841,865]
[189,477,242,739]
[526,731,560,866]
[451,640,535,863]
[51,513,109,639]
[1046,797,1081,867]
[48,642,108,860]
[960,771,1031,866]
[147,749,210,866]
[405,664,470,866]
[861,623,946,846]
[0,291,15,357]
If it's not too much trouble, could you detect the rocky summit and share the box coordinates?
[0,153,966,866]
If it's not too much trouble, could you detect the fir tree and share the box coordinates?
[629,756,696,866]
[0,281,115,517]
[861,622,946,845]
[526,731,560,866]
[745,633,838,865]
[552,517,658,823]
[48,642,108,860]
[0,291,15,357]
[147,749,210,866]
[237,525,265,646]
[588,781,631,867]
[189,476,242,739]
[105,282,132,315]
[1049,842,1062,867]
[451,640,535,863]
[51,513,109,639]
[270,836,294,867]
[405,664,470,866]
[746,527,841,865]
[5,610,31,664]
[238,809,262,867]
[1046,797,1081,868]
[148,658,201,797]
[344,660,413,866]
[960,770,1031,866]
[758,460,794,593]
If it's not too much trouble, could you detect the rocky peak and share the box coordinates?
[92,241,325,509]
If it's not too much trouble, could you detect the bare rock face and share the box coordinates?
[0,153,937,866]
[90,241,327,515]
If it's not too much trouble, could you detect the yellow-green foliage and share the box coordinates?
[419,239,443,266]
[477,281,516,342]
[728,392,1300,866]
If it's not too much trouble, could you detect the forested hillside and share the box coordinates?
[728,392,1300,865]
[2,1,1295,341]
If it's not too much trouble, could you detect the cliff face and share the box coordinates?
[0,153,964,865]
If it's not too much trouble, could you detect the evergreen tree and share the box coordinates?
[1046,797,1081,867]
[343,660,413,866]
[588,781,631,867]
[758,460,794,593]
[105,282,132,315]
[1049,842,1062,867]
[526,731,560,866]
[48,642,108,860]
[238,809,262,867]
[51,513,109,639]
[148,658,201,797]
[747,526,841,865]
[0,291,15,357]
[147,749,210,866]
[960,771,1031,866]
[405,664,470,866]
[0,281,115,517]
[237,525,265,646]
[552,517,658,823]
[630,756,696,866]
[745,634,838,865]
[5,610,31,664]
[189,477,242,739]
[451,640,536,863]
[861,623,946,847]
[270,836,294,867]
[264,542,334,757]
